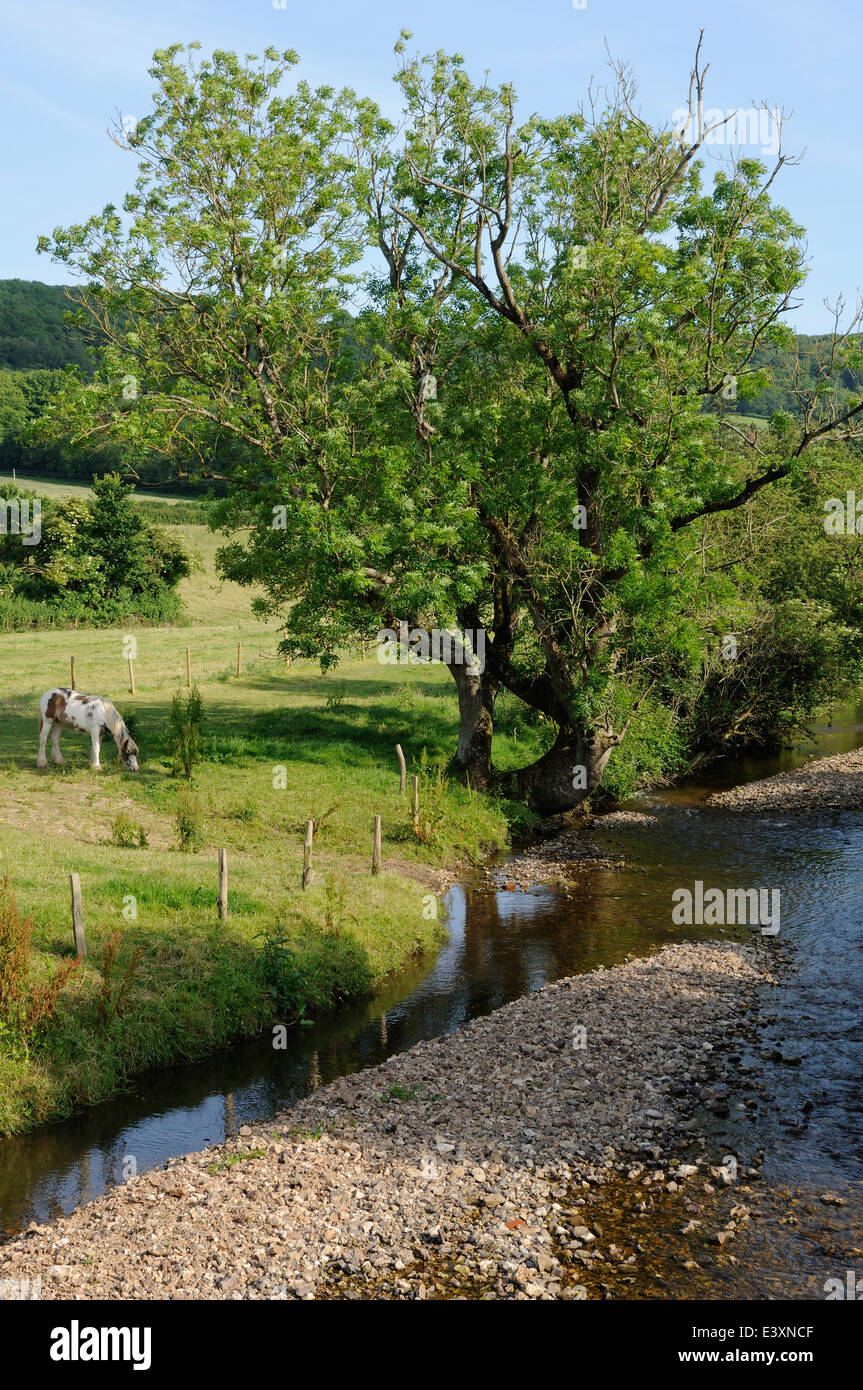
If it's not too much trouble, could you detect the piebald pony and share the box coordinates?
[38,688,139,772]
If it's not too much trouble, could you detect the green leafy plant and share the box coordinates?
[411,750,451,846]
[174,786,204,852]
[167,682,204,778]
[110,811,148,848]
[95,929,142,1028]
[382,1083,419,1101]
[324,876,358,939]
[206,1148,266,1174]
[258,932,307,1021]
[0,875,81,1053]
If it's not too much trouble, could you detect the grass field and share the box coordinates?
[0,475,536,1136]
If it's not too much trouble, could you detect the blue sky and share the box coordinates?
[1,0,859,330]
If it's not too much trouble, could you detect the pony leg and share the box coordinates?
[90,729,102,771]
[37,715,50,768]
[50,723,64,766]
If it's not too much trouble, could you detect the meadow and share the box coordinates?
[0,476,538,1135]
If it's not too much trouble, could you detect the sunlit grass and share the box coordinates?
[0,478,539,1134]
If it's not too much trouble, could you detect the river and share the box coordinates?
[3,703,863,1296]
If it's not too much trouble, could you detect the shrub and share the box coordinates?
[258,928,372,1021]
[324,876,358,938]
[411,751,451,846]
[95,929,142,1029]
[110,811,148,848]
[258,933,306,1020]
[167,682,204,778]
[0,876,81,1052]
[174,786,204,852]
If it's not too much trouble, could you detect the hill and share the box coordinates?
[0,279,92,371]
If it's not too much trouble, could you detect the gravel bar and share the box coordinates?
[0,940,774,1300]
[708,747,863,814]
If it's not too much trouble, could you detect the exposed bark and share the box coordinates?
[448,660,498,787]
[499,723,615,816]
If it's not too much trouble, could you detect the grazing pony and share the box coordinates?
[37,688,139,773]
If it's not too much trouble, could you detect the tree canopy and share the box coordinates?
[33,37,863,808]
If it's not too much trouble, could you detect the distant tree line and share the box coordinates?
[0,280,92,371]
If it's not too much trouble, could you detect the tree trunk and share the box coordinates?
[501,723,614,816]
[448,661,498,787]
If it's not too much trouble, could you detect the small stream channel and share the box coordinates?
[3,706,863,1288]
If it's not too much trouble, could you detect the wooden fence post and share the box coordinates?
[70,656,76,690]
[186,646,192,686]
[217,849,228,920]
[372,815,382,875]
[411,775,419,835]
[70,873,86,956]
[237,642,242,678]
[302,819,314,890]
[128,656,136,695]
[395,744,407,795]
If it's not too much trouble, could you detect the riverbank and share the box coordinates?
[707,746,863,813]
[0,938,778,1299]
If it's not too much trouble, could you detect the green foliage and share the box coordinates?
[323,876,358,937]
[0,281,92,371]
[110,812,149,849]
[167,683,204,779]
[258,927,372,1021]
[0,876,81,1055]
[411,751,451,846]
[174,785,204,851]
[596,697,687,804]
[95,929,142,1029]
[0,370,28,443]
[26,39,863,807]
[0,473,191,629]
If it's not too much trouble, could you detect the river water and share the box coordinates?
[3,706,863,1291]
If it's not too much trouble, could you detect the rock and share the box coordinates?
[0,938,775,1304]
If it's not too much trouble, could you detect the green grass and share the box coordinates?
[0,471,197,505]
[0,475,541,1135]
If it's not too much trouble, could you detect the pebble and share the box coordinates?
[0,940,772,1302]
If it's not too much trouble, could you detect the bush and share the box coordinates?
[95,929,142,1029]
[258,927,372,1022]
[167,682,204,778]
[411,751,451,846]
[0,876,81,1053]
[110,811,148,848]
[174,786,204,852]
[0,474,192,630]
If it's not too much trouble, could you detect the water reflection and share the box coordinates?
[2,706,863,1236]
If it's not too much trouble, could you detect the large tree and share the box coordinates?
[37,38,863,811]
[377,33,863,809]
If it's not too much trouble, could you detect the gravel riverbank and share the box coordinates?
[0,939,777,1300]
[708,747,863,813]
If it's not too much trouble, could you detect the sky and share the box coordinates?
[0,0,860,331]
